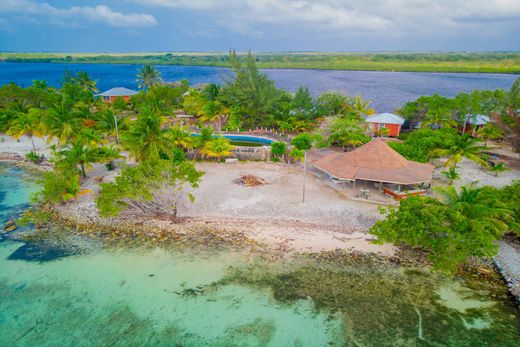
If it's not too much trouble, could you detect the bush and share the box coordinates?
[34,169,85,204]
[270,141,286,162]
[25,151,45,164]
[388,127,458,162]
[96,160,203,218]
[105,162,115,171]
[289,148,304,162]
[291,133,313,150]
[370,197,497,272]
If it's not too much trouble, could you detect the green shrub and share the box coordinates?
[25,151,45,164]
[388,127,458,162]
[270,141,286,162]
[291,133,313,150]
[289,148,304,162]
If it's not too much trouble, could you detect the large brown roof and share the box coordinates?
[313,138,433,185]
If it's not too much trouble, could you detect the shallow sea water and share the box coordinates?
[1,164,519,346]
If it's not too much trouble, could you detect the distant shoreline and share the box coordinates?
[1,51,519,74]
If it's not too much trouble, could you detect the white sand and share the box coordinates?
[433,157,520,189]
[0,134,56,158]
[52,161,393,256]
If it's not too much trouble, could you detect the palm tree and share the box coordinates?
[441,166,460,185]
[75,71,98,93]
[122,107,170,161]
[429,134,488,168]
[137,64,162,90]
[44,98,82,144]
[95,107,127,139]
[6,108,43,151]
[31,80,49,90]
[477,125,503,146]
[352,95,375,118]
[192,126,213,159]
[436,185,513,236]
[58,141,121,178]
[199,100,228,132]
[58,142,101,177]
[77,127,103,146]
[201,136,234,162]
[489,163,510,177]
[167,125,193,149]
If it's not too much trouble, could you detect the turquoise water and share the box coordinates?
[0,164,39,224]
[1,163,520,346]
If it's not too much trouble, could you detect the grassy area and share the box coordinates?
[1,51,519,73]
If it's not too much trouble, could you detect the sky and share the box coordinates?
[0,0,519,52]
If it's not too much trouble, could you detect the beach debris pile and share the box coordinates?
[233,175,266,187]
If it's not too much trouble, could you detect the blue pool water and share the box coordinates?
[0,62,518,112]
[191,133,274,145]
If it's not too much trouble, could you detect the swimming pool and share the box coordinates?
[191,134,274,146]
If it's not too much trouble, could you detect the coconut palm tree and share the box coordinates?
[122,107,170,161]
[436,185,513,236]
[57,142,101,178]
[429,134,488,168]
[6,108,43,151]
[137,64,162,90]
[199,100,228,132]
[352,95,375,118]
[44,98,83,144]
[201,136,234,162]
[192,126,213,160]
[477,125,503,146]
[489,163,510,177]
[95,107,127,139]
[75,71,98,93]
[57,141,121,178]
[167,125,193,150]
[441,166,460,185]
[31,80,49,90]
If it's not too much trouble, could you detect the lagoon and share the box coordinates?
[0,62,518,112]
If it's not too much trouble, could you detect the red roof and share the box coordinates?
[313,139,433,184]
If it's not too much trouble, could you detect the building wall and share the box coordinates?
[370,123,401,137]
[101,96,131,103]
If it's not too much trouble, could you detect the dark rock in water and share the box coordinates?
[8,241,79,262]
[4,225,17,232]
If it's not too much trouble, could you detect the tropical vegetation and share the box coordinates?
[370,183,519,272]
[2,52,520,276]
[2,51,519,73]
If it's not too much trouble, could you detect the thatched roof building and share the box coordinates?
[313,138,433,185]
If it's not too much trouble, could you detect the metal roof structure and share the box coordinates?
[365,113,405,125]
[465,114,490,125]
[96,87,138,97]
[313,138,434,185]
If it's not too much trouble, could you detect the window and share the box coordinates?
[379,123,385,128]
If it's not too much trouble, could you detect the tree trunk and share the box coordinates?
[80,164,87,178]
[30,135,36,152]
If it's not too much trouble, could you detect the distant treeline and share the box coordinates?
[1,52,519,73]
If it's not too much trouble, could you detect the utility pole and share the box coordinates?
[302,151,307,204]
[114,114,120,144]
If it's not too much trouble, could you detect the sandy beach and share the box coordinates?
[52,160,394,256]
[3,135,519,257]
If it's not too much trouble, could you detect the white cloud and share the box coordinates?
[135,0,520,36]
[137,0,393,32]
[0,0,158,28]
